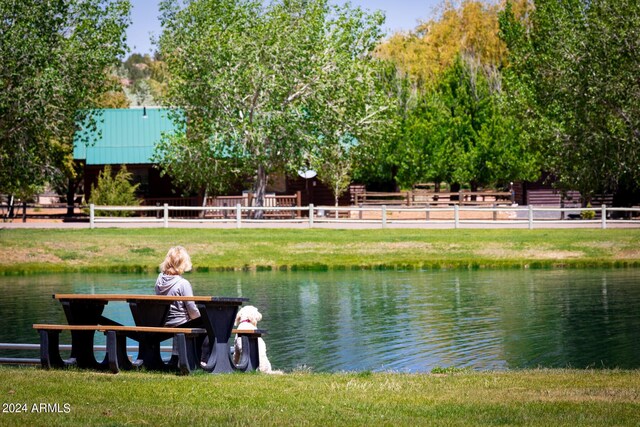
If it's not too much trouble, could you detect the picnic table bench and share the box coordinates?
[33,293,253,374]
[33,324,206,374]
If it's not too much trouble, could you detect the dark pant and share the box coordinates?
[176,317,211,364]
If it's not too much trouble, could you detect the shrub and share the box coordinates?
[88,165,140,216]
[581,203,596,220]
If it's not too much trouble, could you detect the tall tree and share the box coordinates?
[0,0,131,200]
[157,0,392,214]
[395,54,539,190]
[376,0,508,88]
[500,0,640,200]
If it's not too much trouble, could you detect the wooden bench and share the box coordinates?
[33,324,207,375]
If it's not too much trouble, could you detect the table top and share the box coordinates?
[53,293,248,303]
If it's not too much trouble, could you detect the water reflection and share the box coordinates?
[1,269,639,372]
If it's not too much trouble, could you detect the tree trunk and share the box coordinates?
[334,189,339,219]
[450,183,461,201]
[66,178,75,217]
[7,195,14,219]
[470,181,479,201]
[253,164,267,219]
[200,189,208,219]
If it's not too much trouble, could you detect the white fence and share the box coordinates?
[88,204,640,229]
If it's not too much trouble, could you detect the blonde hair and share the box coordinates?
[160,246,193,275]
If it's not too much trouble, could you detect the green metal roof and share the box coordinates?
[73,108,179,165]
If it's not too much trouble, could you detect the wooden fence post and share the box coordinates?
[309,204,314,228]
[236,204,242,229]
[601,205,607,229]
[90,204,95,229]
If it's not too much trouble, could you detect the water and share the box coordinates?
[1,269,639,372]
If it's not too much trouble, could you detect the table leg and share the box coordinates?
[233,335,260,372]
[59,300,109,368]
[133,333,168,370]
[198,303,240,373]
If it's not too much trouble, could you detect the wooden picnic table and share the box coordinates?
[51,293,248,373]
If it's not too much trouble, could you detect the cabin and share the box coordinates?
[72,108,347,209]
[73,107,188,205]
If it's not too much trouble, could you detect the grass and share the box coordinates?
[1,228,640,274]
[2,229,639,425]
[0,367,638,426]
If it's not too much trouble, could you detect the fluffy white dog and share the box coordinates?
[233,305,282,374]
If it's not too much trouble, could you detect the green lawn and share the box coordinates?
[2,228,640,425]
[1,368,639,426]
[1,228,639,274]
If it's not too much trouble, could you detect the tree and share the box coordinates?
[88,165,140,216]
[0,0,130,200]
[395,54,539,190]
[157,0,392,215]
[152,131,252,203]
[376,0,508,89]
[500,0,640,201]
[310,137,355,215]
[96,74,131,109]
[370,0,537,191]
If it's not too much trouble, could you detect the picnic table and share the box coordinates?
[34,293,250,374]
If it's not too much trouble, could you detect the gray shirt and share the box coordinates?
[154,273,201,326]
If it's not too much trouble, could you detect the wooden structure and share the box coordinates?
[204,191,302,219]
[354,190,514,207]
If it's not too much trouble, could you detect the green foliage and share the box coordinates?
[0,0,131,197]
[581,204,596,220]
[431,366,472,374]
[152,132,251,198]
[394,54,539,190]
[500,0,640,197]
[115,53,168,106]
[311,138,354,207]
[88,165,140,216]
[157,0,392,207]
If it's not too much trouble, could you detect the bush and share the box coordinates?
[581,203,596,220]
[88,165,140,216]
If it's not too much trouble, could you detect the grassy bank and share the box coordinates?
[1,228,640,274]
[0,367,638,426]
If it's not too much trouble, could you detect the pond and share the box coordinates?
[1,269,639,372]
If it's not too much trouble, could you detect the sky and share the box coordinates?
[126,0,443,54]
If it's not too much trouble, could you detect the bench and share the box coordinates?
[33,324,207,375]
[228,329,267,372]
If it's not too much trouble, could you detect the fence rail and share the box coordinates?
[87,204,640,229]
[0,342,174,365]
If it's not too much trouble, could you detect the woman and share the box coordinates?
[155,246,209,365]
[155,246,201,326]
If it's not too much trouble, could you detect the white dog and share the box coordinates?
[233,305,282,374]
